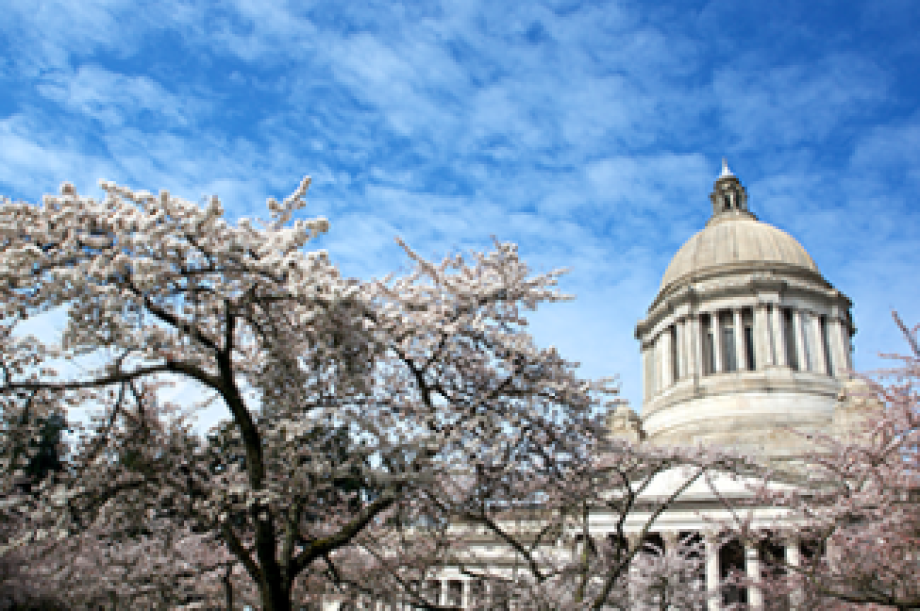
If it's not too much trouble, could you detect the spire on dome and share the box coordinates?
[709,158,752,220]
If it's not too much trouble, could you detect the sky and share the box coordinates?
[1,0,919,416]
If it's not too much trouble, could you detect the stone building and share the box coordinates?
[332,162,870,610]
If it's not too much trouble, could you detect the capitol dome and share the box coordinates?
[634,161,855,457]
[659,217,820,296]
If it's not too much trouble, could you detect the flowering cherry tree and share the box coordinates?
[0,178,612,610]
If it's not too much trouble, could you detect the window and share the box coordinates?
[468,581,486,607]
[783,308,798,371]
[702,314,714,375]
[742,307,756,370]
[423,580,440,604]
[447,581,463,606]
[820,316,833,375]
[720,310,737,373]
[670,324,680,382]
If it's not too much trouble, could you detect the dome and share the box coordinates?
[636,161,854,459]
[659,216,820,293]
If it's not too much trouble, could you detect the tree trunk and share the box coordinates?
[224,564,234,610]
[259,576,292,611]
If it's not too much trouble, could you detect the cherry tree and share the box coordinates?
[0,177,612,610]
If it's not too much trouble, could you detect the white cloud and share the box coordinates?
[1,0,156,74]
[0,114,116,196]
[714,54,888,150]
[36,64,203,128]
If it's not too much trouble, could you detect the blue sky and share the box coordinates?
[2,0,919,413]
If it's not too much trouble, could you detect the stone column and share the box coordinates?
[755,304,773,369]
[745,543,763,610]
[660,326,673,389]
[771,306,788,368]
[793,309,807,371]
[842,319,853,371]
[733,309,747,372]
[810,314,828,375]
[711,312,723,374]
[440,580,448,607]
[642,343,653,402]
[828,317,851,375]
[705,533,721,611]
[785,537,804,611]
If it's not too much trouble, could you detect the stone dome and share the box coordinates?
[635,161,855,459]
[659,216,820,294]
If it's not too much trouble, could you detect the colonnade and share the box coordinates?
[336,532,805,610]
[644,302,851,400]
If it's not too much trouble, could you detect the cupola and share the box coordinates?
[709,159,752,218]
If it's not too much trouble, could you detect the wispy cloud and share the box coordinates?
[35,64,204,128]
[714,54,888,151]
